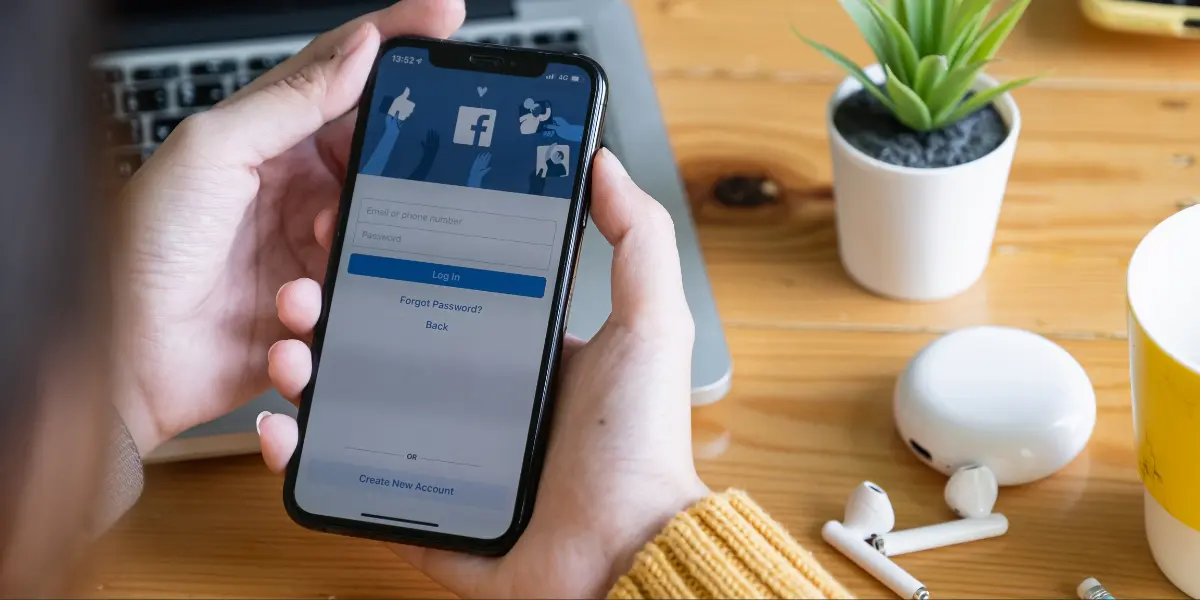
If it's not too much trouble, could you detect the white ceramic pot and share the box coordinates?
[828,64,1022,302]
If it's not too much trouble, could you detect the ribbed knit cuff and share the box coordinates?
[608,489,854,600]
[92,414,145,537]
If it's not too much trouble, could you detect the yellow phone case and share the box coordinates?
[1082,0,1200,38]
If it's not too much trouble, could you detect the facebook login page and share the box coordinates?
[292,47,594,539]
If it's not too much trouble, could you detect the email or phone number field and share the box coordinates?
[355,199,556,272]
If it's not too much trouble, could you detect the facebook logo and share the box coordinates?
[453,106,497,147]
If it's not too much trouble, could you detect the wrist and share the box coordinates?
[600,476,712,595]
[112,331,167,458]
[113,370,163,458]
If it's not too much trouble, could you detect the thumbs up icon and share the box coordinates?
[388,87,416,121]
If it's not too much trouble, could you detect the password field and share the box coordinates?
[352,222,553,271]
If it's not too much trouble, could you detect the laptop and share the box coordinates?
[96,0,733,463]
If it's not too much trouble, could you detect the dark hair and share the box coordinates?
[0,0,108,556]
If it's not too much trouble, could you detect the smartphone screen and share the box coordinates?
[288,42,603,545]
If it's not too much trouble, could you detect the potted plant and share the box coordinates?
[797,0,1038,301]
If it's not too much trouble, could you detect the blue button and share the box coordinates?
[348,254,547,299]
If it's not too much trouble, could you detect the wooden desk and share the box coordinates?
[87,1,1200,598]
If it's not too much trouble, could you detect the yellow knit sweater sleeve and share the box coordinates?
[607,489,854,599]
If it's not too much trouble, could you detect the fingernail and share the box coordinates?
[335,23,373,59]
[256,411,272,434]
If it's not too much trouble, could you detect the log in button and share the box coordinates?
[348,253,547,299]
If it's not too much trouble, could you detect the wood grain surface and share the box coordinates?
[85,1,1200,598]
[636,0,1200,87]
[675,78,1198,338]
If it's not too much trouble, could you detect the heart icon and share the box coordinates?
[477,86,488,97]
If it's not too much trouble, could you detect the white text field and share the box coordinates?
[358,198,556,246]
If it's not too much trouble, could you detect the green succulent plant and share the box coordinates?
[797,0,1038,132]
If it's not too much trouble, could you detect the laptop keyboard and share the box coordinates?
[99,28,583,180]
[99,51,294,178]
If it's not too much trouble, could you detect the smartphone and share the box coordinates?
[1081,0,1200,38]
[283,36,607,555]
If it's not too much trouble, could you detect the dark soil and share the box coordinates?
[833,89,1008,169]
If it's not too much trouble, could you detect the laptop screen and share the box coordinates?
[104,0,515,50]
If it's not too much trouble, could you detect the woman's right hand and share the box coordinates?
[258,149,710,598]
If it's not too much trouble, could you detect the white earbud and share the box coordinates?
[822,483,928,600]
[844,480,895,534]
[870,465,1008,557]
[945,464,999,518]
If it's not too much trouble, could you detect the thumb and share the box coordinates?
[182,22,380,167]
[257,412,299,474]
[589,149,693,336]
[399,86,411,100]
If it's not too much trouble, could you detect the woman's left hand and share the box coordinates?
[113,0,466,456]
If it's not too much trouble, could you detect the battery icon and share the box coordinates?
[570,75,580,82]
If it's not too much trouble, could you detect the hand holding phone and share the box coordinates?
[282,37,609,556]
[262,149,709,597]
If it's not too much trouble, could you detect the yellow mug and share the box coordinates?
[1128,205,1200,597]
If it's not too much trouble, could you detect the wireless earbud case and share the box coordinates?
[894,326,1097,486]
